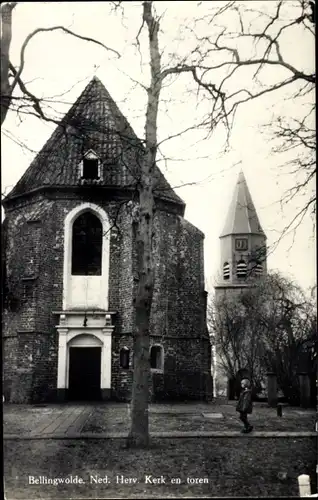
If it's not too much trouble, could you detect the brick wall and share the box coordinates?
[3,190,212,403]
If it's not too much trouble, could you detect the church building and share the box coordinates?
[213,171,267,395]
[2,77,212,404]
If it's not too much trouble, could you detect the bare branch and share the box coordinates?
[10,25,120,96]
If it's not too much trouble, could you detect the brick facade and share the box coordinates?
[3,190,212,403]
[2,77,212,403]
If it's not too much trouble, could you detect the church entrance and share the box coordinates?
[68,347,101,401]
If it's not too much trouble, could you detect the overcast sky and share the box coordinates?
[1,1,316,295]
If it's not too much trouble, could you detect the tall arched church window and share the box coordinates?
[72,212,102,276]
[236,260,247,279]
[223,262,230,280]
[150,345,164,371]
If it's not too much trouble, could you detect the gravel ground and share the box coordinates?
[4,437,317,499]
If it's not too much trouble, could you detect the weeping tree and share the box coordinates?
[253,272,316,404]
[210,272,316,404]
[209,286,267,396]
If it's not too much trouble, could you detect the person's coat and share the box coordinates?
[236,388,253,414]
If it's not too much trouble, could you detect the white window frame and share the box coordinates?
[62,202,110,310]
[80,149,101,180]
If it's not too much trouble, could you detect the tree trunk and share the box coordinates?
[1,3,16,126]
[127,1,161,448]
[127,185,154,448]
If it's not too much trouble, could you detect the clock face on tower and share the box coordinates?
[235,238,248,251]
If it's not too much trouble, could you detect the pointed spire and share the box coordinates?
[220,170,265,238]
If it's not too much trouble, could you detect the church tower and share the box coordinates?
[215,170,267,294]
[213,171,267,397]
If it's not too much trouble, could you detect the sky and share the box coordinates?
[1,1,316,295]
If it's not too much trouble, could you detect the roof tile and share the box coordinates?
[6,77,184,207]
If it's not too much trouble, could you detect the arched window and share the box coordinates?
[236,259,247,279]
[120,347,130,369]
[223,262,230,280]
[150,345,164,371]
[72,212,102,276]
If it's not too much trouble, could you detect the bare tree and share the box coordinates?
[185,0,315,236]
[209,287,265,395]
[263,109,315,242]
[127,0,210,448]
[0,2,120,126]
[127,0,241,447]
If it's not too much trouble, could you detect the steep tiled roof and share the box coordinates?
[5,77,184,207]
[220,171,266,237]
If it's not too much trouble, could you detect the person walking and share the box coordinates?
[236,378,253,433]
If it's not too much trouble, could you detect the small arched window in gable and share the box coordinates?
[223,262,230,280]
[120,347,130,369]
[81,150,100,180]
[236,259,247,279]
[150,345,164,371]
[72,212,102,276]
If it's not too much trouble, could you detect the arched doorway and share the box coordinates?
[68,334,102,401]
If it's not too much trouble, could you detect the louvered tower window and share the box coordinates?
[223,262,230,280]
[255,262,263,276]
[236,260,247,279]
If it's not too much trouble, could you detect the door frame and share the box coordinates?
[57,327,113,391]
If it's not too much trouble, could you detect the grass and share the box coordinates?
[80,405,316,434]
[4,437,317,499]
[4,403,316,436]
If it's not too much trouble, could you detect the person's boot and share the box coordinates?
[246,425,254,433]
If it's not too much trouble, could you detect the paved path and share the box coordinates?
[28,405,92,437]
[4,431,316,440]
[3,402,317,439]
